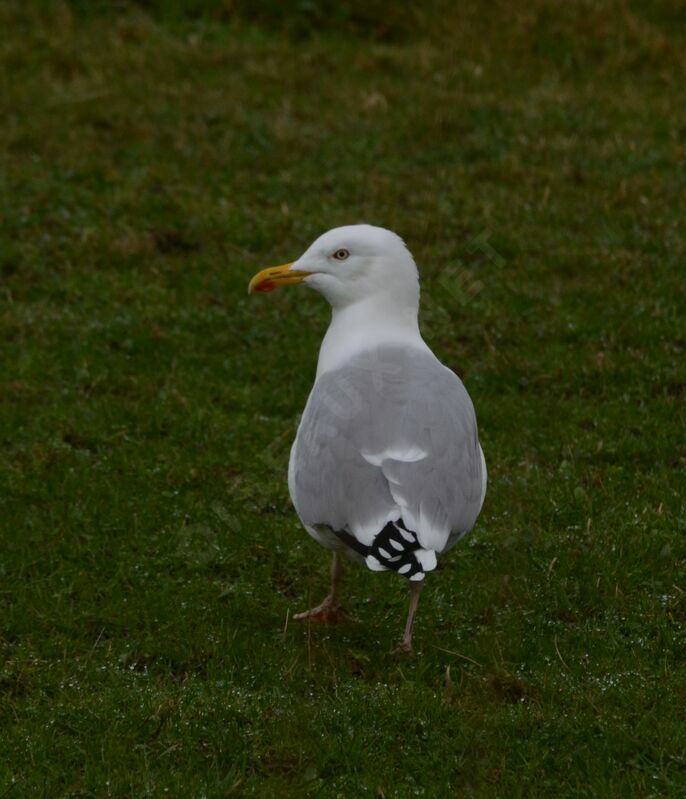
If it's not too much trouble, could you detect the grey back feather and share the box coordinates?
[290,346,483,554]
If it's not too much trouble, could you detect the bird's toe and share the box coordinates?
[391,638,414,655]
[293,599,357,624]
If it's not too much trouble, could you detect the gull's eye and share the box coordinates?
[332,248,350,261]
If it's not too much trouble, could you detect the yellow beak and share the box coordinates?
[248,262,309,294]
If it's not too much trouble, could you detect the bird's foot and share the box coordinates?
[391,637,414,655]
[293,596,356,624]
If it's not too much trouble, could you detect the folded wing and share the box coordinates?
[290,346,484,563]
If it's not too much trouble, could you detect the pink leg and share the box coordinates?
[393,580,423,653]
[294,553,355,623]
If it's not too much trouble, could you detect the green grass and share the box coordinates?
[1,1,686,796]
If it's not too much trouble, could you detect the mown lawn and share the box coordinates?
[1,2,685,796]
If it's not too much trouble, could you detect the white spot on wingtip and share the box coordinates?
[415,548,437,571]
[378,547,391,559]
[366,555,388,572]
[389,539,404,551]
[410,572,425,581]
[398,563,411,574]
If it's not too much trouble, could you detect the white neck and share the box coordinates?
[315,294,429,379]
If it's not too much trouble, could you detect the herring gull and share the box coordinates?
[248,225,486,651]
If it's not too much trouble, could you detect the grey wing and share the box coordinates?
[289,346,484,556]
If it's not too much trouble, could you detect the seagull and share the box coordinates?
[248,225,486,651]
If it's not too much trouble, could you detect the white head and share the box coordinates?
[249,224,420,312]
